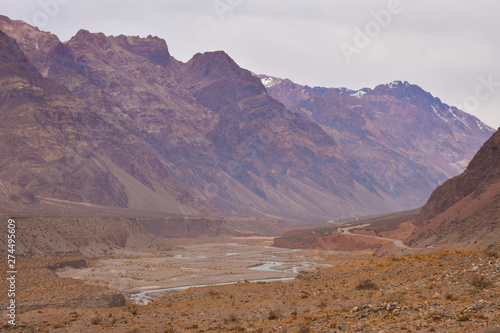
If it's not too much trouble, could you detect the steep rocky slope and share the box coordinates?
[0,29,191,216]
[0,15,494,220]
[409,128,500,247]
[0,16,402,219]
[260,75,494,209]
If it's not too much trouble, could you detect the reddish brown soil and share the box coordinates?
[2,244,500,332]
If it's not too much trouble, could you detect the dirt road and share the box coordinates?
[342,224,410,249]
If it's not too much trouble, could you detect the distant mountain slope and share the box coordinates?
[259,74,495,209]
[409,128,500,248]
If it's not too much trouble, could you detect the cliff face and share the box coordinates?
[0,29,125,210]
[409,128,500,247]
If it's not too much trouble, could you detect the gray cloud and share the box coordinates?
[1,0,499,127]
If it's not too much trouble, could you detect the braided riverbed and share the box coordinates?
[56,238,332,305]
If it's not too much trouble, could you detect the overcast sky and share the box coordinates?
[2,0,499,128]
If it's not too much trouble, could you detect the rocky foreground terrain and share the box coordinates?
[1,242,499,332]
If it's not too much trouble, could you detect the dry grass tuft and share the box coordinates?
[485,250,499,258]
[355,279,380,291]
[225,313,239,324]
[470,275,492,289]
[268,309,281,320]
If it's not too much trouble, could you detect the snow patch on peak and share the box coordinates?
[474,118,495,132]
[448,107,471,129]
[352,90,368,98]
[387,80,410,89]
[431,105,451,125]
[338,87,371,98]
[260,76,282,89]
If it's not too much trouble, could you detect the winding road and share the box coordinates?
[342,224,410,249]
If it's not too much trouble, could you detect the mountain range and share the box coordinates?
[0,15,495,221]
[259,74,494,209]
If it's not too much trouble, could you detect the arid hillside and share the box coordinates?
[0,16,400,219]
[0,216,164,257]
[0,15,494,220]
[0,28,192,217]
[274,209,420,252]
[409,128,500,248]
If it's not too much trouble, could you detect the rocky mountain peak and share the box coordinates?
[182,51,268,112]
[186,50,252,81]
[72,29,101,40]
[113,34,171,67]
[0,15,61,76]
[0,29,62,97]
[337,87,371,98]
[261,74,495,209]
[372,80,429,101]
[69,30,172,67]
[387,80,410,88]
[0,14,14,30]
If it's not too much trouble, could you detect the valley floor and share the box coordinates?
[56,238,342,305]
[1,238,499,332]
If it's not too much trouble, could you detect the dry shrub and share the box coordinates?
[225,313,239,323]
[470,275,492,289]
[298,323,311,333]
[126,302,139,315]
[318,298,327,310]
[90,316,102,325]
[163,328,177,333]
[300,290,311,299]
[445,293,458,301]
[385,292,405,303]
[268,309,281,320]
[355,279,380,291]
[486,250,499,258]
